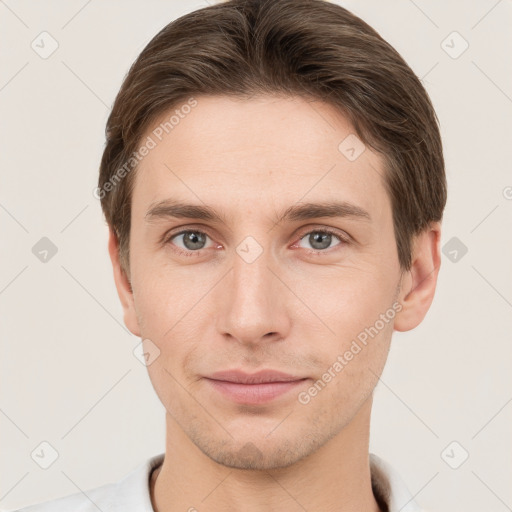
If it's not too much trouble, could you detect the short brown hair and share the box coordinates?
[98,0,447,275]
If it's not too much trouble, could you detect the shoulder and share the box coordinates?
[10,453,165,512]
[11,480,116,512]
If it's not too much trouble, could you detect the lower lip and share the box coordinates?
[205,378,308,405]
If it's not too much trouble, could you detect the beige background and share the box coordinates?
[1,0,511,510]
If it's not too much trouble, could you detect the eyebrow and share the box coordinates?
[145,199,372,225]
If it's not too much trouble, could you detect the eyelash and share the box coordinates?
[162,226,350,257]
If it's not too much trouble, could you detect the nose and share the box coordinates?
[215,243,291,347]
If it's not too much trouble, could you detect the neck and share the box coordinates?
[151,396,381,512]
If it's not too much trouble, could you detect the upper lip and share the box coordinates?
[206,369,306,384]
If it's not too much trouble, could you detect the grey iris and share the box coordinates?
[183,231,206,250]
[309,232,331,250]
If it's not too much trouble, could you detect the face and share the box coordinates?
[113,94,424,470]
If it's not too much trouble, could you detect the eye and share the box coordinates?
[166,229,213,254]
[163,227,349,256]
[295,228,347,252]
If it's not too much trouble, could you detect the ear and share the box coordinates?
[107,227,141,337]
[394,222,442,332]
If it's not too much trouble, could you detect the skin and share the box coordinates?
[108,94,441,512]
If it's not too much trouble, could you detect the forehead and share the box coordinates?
[131,94,390,226]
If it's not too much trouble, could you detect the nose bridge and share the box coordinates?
[218,237,288,344]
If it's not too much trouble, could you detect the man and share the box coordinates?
[16,0,446,510]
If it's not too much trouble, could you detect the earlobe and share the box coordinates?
[394,222,442,332]
[107,228,141,337]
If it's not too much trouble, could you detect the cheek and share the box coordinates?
[132,267,207,363]
[138,300,203,416]
[292,262,394,329]
[289,265,396,379]
[131,258,189,326]
[300,320,392,416]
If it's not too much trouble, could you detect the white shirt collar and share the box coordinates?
[16,452,426,511]
[370,453,425,511]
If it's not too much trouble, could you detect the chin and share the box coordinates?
[193,431,324,471]
[209,444,304,470]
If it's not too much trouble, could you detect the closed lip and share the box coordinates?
[206,369,306,384]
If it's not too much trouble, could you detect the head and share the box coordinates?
[99,0,446,470]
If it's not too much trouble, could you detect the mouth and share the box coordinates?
[204,369,309,405]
